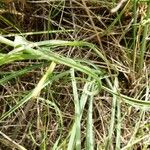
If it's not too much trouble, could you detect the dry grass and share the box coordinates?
[0,0,150,150]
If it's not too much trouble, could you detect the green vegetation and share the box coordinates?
[0,0,150,149]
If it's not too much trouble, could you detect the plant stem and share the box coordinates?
[139,2,150,73]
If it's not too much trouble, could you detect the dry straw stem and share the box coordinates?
[0,131,27,150]
[111,0,128,13]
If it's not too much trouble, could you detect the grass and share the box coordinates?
[0,0,150,149]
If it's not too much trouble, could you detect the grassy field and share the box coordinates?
[0,0,150,149]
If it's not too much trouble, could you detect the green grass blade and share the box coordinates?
[67,77,95,150]
[67,124,76,150]
[0,63,44,85]
[86,84,95,150]
[70,68,81,150]
[105,77,118,149]
[2,29,74,37]
[115,78,121,150]
[102,85,150,109]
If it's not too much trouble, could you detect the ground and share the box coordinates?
[0,0,150,150]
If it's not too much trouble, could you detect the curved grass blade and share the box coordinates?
[1,36,150,109]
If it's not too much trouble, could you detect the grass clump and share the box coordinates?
[0,0,150,150]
